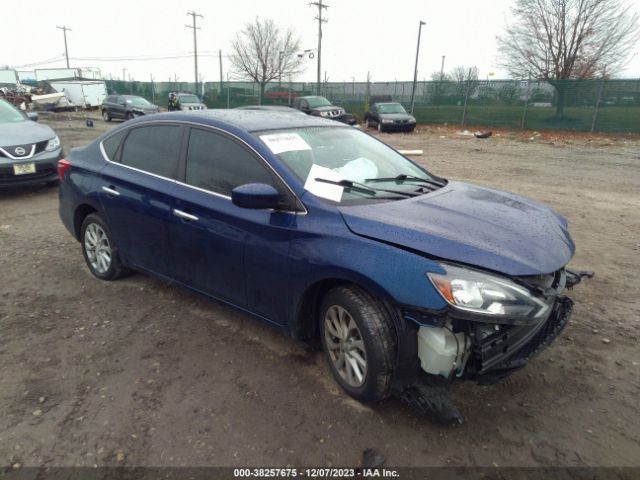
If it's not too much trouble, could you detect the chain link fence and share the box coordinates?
[105,78,640,133]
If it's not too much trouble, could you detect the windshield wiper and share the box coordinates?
[365,174,445,188]
[314,178,418,197]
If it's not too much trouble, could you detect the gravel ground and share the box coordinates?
[1,113,639,469]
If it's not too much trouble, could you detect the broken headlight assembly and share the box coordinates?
[427,264,552,324]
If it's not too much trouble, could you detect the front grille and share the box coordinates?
[0,143,35,158]
[35,140,48,154]
[470,296,573,376]
[518,269,566,296]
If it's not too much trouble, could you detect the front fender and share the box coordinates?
[288,232,448,317]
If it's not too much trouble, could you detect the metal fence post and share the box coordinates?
[591,74,606,133]
[461,80,470,127]
[521,74,532,129]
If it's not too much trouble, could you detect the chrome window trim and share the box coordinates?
[0,144,36,160]
[99,119,308,215]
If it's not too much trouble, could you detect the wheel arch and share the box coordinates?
[290,272,397,342]
[73,203,99,240]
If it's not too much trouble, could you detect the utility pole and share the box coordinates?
[310,0,329,95]
[122,68,127,82]
[440,55,446,80]
[410,20,426,115]
[186,11,203,97]
[56,25,72,68]
[219,49,224,94]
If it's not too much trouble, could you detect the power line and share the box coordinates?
[11,55,67,69]
[310,0,328,95]
[56,25,72,68]
[185,11,204,98]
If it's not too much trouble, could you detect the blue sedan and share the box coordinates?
[58,110,584,421]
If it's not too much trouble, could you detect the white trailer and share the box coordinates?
[0,69,18,86]
[48,80,107,108]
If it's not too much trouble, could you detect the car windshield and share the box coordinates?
[179,95,200,103]
[306,97,332,108]
[258,127,441,204]
[127,97,151,106]
[0,99,26,123]
[377,103,407,114]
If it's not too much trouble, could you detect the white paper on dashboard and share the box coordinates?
[334,157,379,183]
[259,132,312,155]
[304,164,344,202]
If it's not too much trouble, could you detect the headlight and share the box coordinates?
[427,264,551,322]
[409,116,416,122]
[45,136,60,152]
[381,118,394,123]
[319,111,330,117]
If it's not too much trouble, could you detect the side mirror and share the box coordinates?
[27,112,39,122]
[232,183,281,210]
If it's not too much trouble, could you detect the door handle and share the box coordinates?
[102,186,120,196]
[173,209,199,222]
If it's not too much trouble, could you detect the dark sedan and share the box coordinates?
[0,99,63,187]
[365,102,416,132]
[102,95,160,122]
[58,110,585,422]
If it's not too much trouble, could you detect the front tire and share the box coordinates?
[102,109,112,122]
[320,285,396,403]
[80,213,128,280]
[377,121,384,133]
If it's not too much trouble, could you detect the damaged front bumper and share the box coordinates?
[463,296,573,384]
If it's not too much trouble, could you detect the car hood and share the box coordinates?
[338,181,575,276]
[379,113,414,121]
[312,105,343,112]
[0,121,56,146]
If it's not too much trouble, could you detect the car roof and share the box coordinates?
[134,109,348,132]
[236,105,304,113]
[374,102,402,106]
[121,95,144,99]
[298,96,326,100]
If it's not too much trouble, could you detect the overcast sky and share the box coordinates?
[4,0,640,83]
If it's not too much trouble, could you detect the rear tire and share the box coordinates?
[102,109,111,122]
[319,285,396,403]
[80,213,128,281]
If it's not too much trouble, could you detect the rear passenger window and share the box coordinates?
[120,125,182,178]
[101,130,126,161]
[186,128,275,196]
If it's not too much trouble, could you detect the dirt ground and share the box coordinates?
[1,112,639,469]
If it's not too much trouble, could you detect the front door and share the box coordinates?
[168,127,299,323]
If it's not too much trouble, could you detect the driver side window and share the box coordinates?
[185,128,278,198]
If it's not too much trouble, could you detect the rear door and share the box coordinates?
[98,123,185,278]
[168,127,299,323]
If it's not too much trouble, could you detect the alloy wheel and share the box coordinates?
[84,223,112,274]
[324,305,368,387]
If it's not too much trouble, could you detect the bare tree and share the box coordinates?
[451,66,480,98]
[230,17,305,104]
[498,0,640,115]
